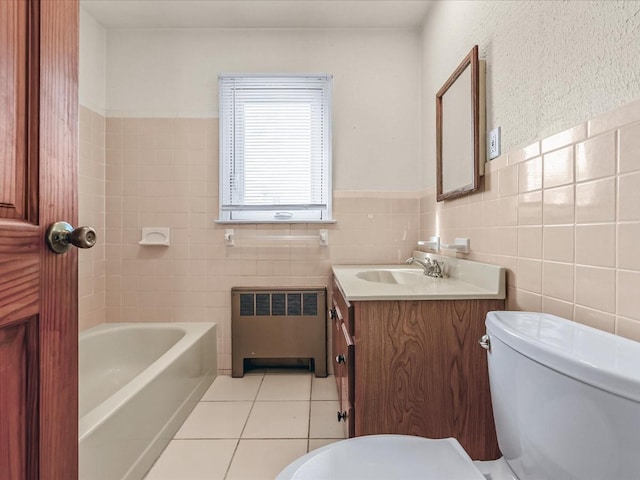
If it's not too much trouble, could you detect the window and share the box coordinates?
[218,74,333,222]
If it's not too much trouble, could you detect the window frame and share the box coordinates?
[217,73,334,224]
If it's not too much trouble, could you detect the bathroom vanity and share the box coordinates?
[330,252,505,460]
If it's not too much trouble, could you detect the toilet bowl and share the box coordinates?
[277,434,517,480]
[277,311,640,480]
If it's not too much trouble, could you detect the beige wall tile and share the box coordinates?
[543,225,574,263]
[575,224,615,268]
[518,156,542,193]
[542,261,574,302]
[482,170,499,200]
[511,288,542,312]
[483,199,501,228]
[499,227,518,257]
[499,195,518,226]
[79,107,106,332]
[518,191,542,226]
[516,258,541,293]
[618,172,640,221]
[542,296,574,320]
[617,223,640,271]
[488,155,508,171]
[575,131,616,182]
[508,142,540,165]
[499,165,519,197]
[574,305,615,333]
[575,178,616,224]
[617,270,640,320]
[518,226,542,259]
[91,100,640,372]
[616,316,640,342]
[618,121,640,174]
[541,124,587,154]
[543,185,574,225]
[575,266,615,313]
[543,146,574,188]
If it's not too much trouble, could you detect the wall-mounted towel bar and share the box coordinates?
[224,228,329,247]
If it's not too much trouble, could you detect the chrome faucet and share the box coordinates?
[405,257,444,278]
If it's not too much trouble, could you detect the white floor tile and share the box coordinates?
[201,374,264,401]
[175,402,252,438]
[309,401,346,439]
[242,401,310,438]
[256,373,311,401]
[144,439,236,480]
[311,375,339,401]
[225,439,307,480]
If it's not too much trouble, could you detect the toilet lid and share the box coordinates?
[278,435,485,480]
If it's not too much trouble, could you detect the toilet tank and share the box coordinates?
[486,311,640,480]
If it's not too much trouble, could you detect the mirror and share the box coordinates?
[436,45,485,201]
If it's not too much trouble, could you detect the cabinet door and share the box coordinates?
[354,299,502,459]
[336,321,355,438]
[332,278,353,334]
[331,308,343,403]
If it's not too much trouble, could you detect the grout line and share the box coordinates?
[307,375,313,452]
[222,373,265,480]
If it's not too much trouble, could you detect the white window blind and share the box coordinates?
[218,74,333,222]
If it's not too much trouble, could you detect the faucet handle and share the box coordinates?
[405,257,414,264]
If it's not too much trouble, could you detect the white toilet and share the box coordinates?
[278,311,640,480]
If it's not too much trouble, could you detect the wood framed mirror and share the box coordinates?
[436,45,485,201]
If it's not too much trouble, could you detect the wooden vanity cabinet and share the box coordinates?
[331,275,503,460]
[330,281,355,438]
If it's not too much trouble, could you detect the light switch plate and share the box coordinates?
[488,127,501,160]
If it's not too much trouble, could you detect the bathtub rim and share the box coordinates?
[79,322,216,441]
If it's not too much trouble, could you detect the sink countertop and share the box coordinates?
[332,252,506,301]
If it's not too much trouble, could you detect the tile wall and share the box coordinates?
[101,116,420,372]
[79,97,640,372]
[421,98,640,340]
[79,106,106,331]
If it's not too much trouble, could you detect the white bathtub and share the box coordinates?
[79,323,216,480]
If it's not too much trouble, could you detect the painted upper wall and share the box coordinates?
[105,28,421,191]
[420,0,640,187]
[79,8,106,113]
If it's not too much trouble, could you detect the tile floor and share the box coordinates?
[144,371,346,480]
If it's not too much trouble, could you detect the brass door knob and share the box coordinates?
[46,221,97,254]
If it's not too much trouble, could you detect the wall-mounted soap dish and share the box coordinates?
[139,227,170,246]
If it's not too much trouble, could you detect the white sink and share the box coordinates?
[355,269,426,285]
[332,251,506,301]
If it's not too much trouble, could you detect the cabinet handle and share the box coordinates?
[337,411,347,422]
[329,308,337,319]
[335,354,345,364]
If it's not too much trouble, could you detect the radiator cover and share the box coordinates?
[231,287,327,377]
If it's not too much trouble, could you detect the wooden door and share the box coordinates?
[1,0,79,478]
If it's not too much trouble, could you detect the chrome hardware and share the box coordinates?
[337,411,347,422]
[479,334,491,351]
[329,308,337,320]
[336,354,345,364]
[431,260,443,277]
[405,257,444,278]
[46,221,97,254]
